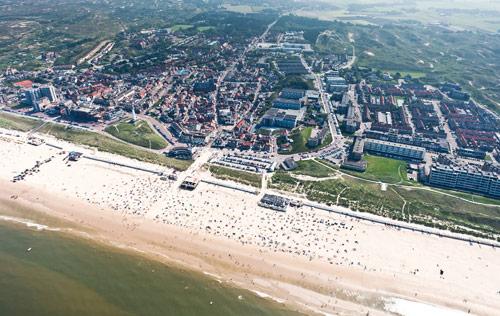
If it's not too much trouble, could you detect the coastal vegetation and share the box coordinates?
[208,165,262,188]
[0,112,42,132]
[271,167,500,241]
[291,159,336,178]
[0,112,190,171]
[39,123,189,170]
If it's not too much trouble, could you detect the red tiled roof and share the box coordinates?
[14,80,33,89]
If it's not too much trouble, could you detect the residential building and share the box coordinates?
[280,88,305,100]
[272,98,302,110]
[261,108,298,129]
[428,162,500,198]
[350,137,364,161]
[364,139,426,162]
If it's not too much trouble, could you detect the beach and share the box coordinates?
[1,128,499,316]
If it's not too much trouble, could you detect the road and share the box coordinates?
[431,100,457,154]
[213,16,281,134]
[138,114,177,147]
[340,44,356,69]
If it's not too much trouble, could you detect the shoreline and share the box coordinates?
[1,130,500,315]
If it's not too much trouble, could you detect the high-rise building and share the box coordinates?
[24,85,58,112]
[39,85,58,102]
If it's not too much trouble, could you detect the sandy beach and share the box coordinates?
[1,128,499,316]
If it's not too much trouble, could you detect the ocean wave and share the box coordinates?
[0,215,61,232]
[251,290,286,304]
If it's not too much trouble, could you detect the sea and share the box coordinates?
[0,213,304,316]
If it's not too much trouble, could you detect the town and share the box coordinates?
[1,15,500,206]
[1,2,500,316]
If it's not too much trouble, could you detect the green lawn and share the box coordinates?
[343,155,407,184]
[319,133,333,149]
[281,127,313,155]
[105,120,167,150]
[383,70,427,79]
[208,165,262,188]
[170,24,193,32]
[292,159,336,178]
[196,26,214,32]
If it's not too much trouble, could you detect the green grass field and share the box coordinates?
[281,127,313,155]
[222,4,265,14]
[196,26,214,32]
[105,120,168,150]
[343,155,407,184]
[208,165,262,188]
[292,159,336,178]
[433,188,500,207]
[170,24,194,32]
[319,133,333,149]
[383,70,427,79]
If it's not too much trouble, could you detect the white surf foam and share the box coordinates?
[0,215,61,231]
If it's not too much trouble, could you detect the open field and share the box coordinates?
[318,133,333,149]
[170,24,194,32]
[433,188,500,207]
[291,127,313,154]
[343,155,407,184]
[292,159,337,178]
[196,26,215,32]
[222,4,265,14]
[208,165,262,188]
[0,112,190,171]
[105,120,168,150]
[382,70,427,79]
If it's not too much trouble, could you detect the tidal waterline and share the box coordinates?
[0,220,305,316]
